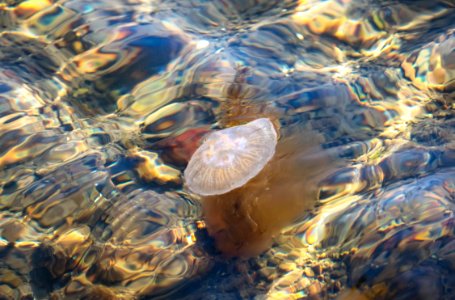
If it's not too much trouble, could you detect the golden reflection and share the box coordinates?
[14,0,53,19]
[128,149,181,185]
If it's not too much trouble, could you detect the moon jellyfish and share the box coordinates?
[184,118,278,196]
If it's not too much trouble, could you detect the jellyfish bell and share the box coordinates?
[184,118,278,196]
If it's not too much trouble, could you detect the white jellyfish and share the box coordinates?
[184,118,278,196]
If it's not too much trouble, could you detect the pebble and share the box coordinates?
[278,262,297,272]
[312,264,323,275]
[304,267,315,277]
[308,281,322,298]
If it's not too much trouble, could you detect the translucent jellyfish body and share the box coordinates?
[184,118,278,196]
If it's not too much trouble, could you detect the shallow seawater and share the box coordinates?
[0,0,454,299]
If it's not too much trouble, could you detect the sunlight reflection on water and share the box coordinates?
[0,0,454,299]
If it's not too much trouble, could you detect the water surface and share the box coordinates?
[0,0,454,299]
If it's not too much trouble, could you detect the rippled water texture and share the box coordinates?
[0,0,454,299]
